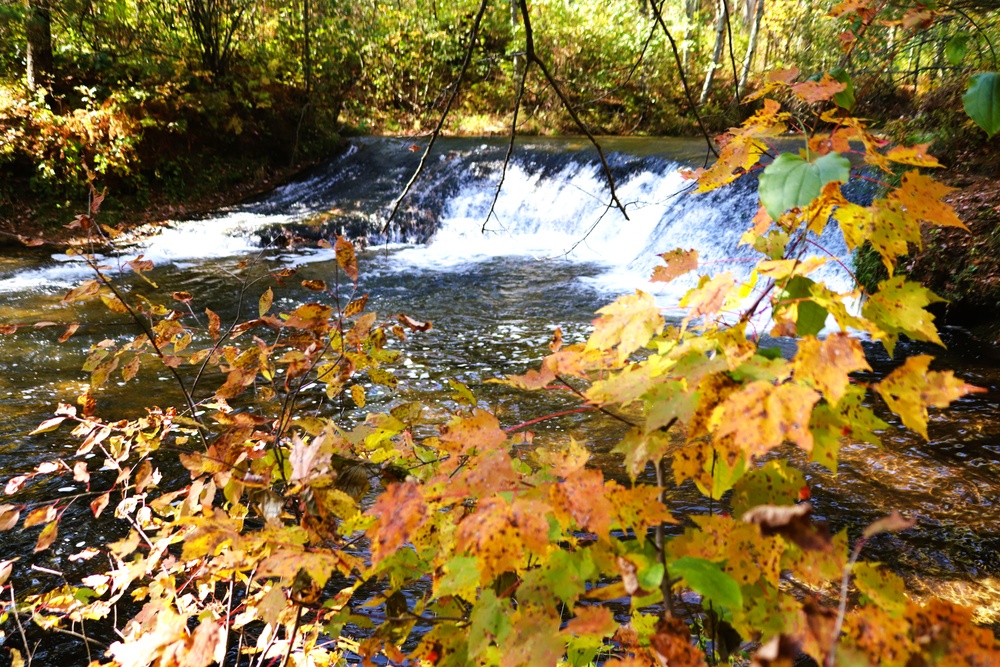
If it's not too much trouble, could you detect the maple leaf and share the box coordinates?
[366,480,429,567]
[695,136,768,192]
[863,276,945,356]
[792,333,870,406]
[651,248,699,283]
[564,605,617,637]
[456,496,548,581]
[586,291,663,364]
[791,74,846,104]
[715,381,820,457]
[885,143,943,168]
[550,468,615,539]
[874,354,985,439]
[681,272,736,328]
[890,170,966,229]
[730,459,806,518]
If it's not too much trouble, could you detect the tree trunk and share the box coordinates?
[738,0,764,94]
[699,0,726,105]
[681,0,697,69]
[25,0,53,91]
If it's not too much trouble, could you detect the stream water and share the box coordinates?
[1,137,998,658]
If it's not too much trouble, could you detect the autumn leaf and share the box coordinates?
[62,279,100,304]
[792,333,871,406]
[564,605,617,637]
[366,480,429,567]
[301,279,327,291]
[29,416,66,435]
[34,521,58,552]
[681,273,736,327]
[715,381,820,457]
[874,354,984,438]
[890,170,965,229]
[335,235,359,283]
[58,323,80,343]
[585,291,663,364]
[791,74,846,104]
[862,510,916,539]
[651,249,698,283]
[258,287,273,317]
[885,143,943,168]
[863,276,944,356]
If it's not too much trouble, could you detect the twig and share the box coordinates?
[483,61,530,233]
[381,0,490,236]
[649,0,719,159]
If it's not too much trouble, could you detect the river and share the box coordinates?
[0,137,997,659]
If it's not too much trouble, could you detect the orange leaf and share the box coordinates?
[335,235,359,283]
[366,481,428,567]
[564,605,617,637]
[651,248,699,283]
[791,74,846,104]
[885,143,943,168]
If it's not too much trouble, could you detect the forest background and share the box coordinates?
[3,1,1000,666]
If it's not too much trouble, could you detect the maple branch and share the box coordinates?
[504,406,597,433]
[381,0,490,236]
[555,375,639,427]
[827,538,867,667]
[518,0,629,221]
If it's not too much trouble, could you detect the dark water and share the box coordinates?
[1,138,998,663]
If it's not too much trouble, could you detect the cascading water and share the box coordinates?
[0,136,856,302]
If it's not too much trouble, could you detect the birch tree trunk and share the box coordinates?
[738,0,764,93]
[699,0,727,105]
[25,0,53,92]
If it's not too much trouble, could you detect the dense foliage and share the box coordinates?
[2,1,1000,666]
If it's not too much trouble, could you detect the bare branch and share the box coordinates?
[518,0,630,221]
[483,61,530,233]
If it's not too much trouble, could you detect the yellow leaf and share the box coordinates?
[791,74,846,104]
[695,137,768,193]
[587,291,663,364]
[350,384,366,408]
[792,333,871,406]
[874,354,985,439]
[258,287,273,317]
[681,273,736,328]
[715,381,820,456]
[863,276,945,356]
[885,143,943,168]
[34,521,58,552]
[890,170,966,229]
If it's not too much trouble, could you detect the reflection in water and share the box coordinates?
[0,137,998,631]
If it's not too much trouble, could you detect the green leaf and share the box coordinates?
[730,459,806,518]
[780,276,828,337]
[963,72,1000,138]
[758,152,851,220]
[853,562,907,617]
[670,556,743,610]
[946,34,969,66]
[829,68,855,110]
[638,562,665,591]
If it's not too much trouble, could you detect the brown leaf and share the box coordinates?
[398,313,432,332]
[750,634,801,667]
[301,279,327,291]
[0,558,15,585]
[5,475,28,495]
[172,291,193,303]
[742,503,832,552]
[335,235,359,283]
[650,617,708,667]
[91,493,110,518]
[344,294,369,317]
[0,507,20,530]
[862,510,917,539]
[23,504,56,528]
[366,481,428,567]
[58,322,80,343]
[73,461,90,484]
[62,279,100,304]
[0,324,18,335]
